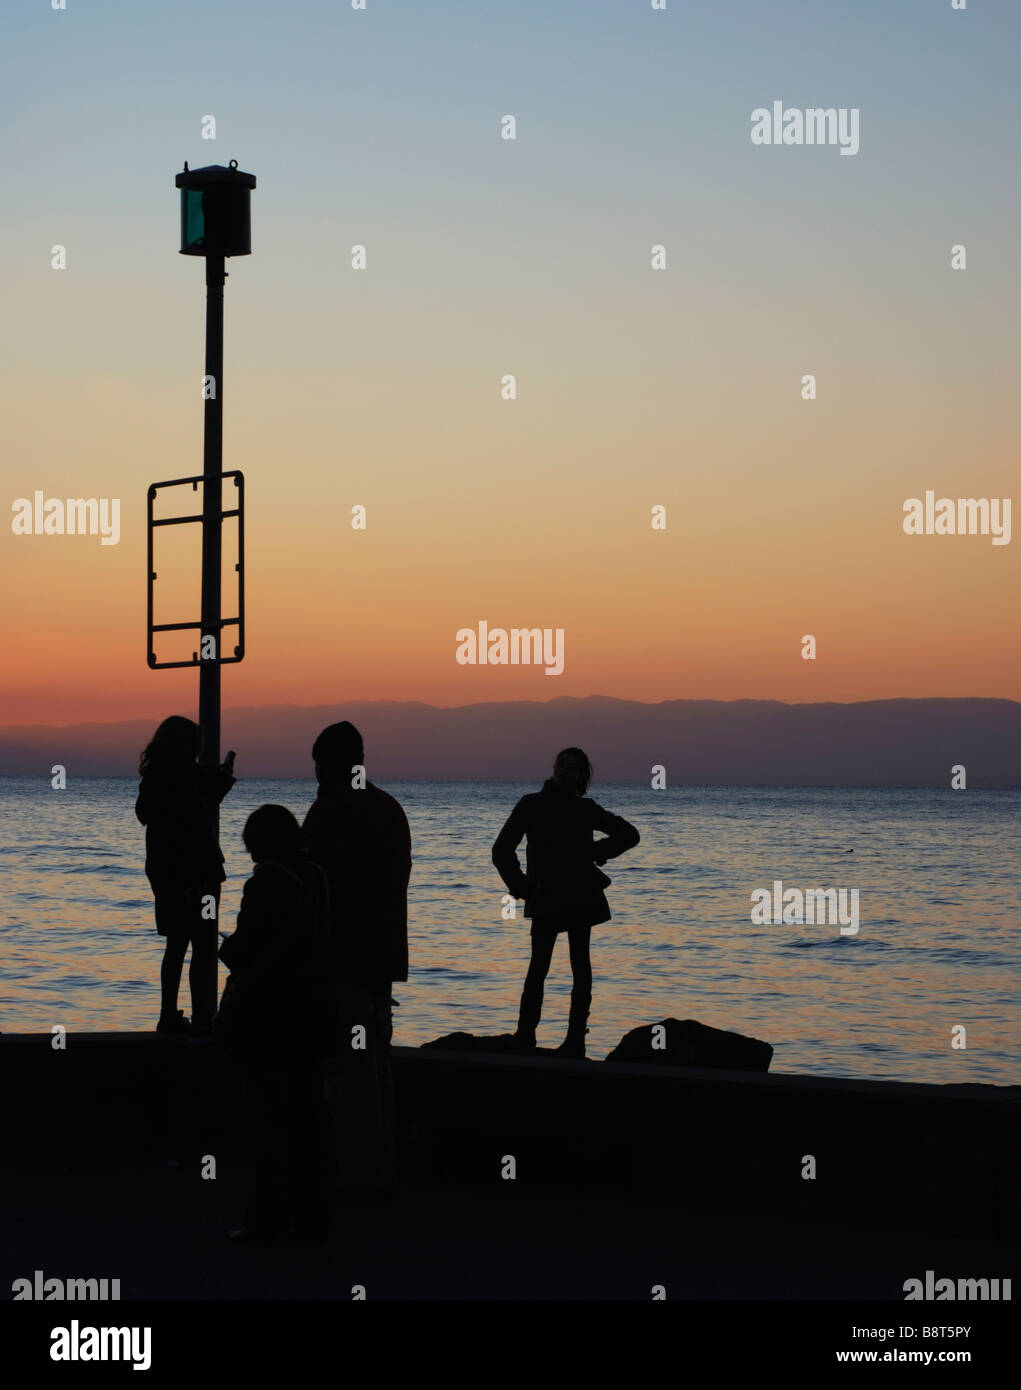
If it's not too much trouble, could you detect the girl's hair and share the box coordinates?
[243,804,302,863]
[553,746,593,796]
[139,716,201,775]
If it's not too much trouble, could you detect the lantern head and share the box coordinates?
[175,160,256,257]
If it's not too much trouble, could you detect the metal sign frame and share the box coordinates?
[146,470,245,669]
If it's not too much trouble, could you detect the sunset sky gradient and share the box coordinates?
[2,0,1018,726]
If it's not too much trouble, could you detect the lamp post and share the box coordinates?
[160,158,255,1018]
[173,159,255,773]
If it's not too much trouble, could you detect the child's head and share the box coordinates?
[243,804,302,864]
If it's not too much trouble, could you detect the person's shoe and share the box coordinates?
[555,1013,590,1059]
[188,1020,213,1039]
[509,1030,537,1052]
[156,1010,190,1036]
[554,1028,588,1060]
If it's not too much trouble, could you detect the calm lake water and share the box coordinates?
[0,778,1017,1084]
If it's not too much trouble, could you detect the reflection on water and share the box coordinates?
[0,778,1017,1084]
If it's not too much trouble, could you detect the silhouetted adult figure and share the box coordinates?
[301,721,411,1203]
[135,715,235,1035]
[216,805,336,1245]
[493,747,639,1058]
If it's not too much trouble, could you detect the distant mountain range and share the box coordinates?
[1,697,1018,787]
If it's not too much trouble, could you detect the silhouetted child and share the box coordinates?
[216,804,336,1245]
[135,715,235,1035]
[492,747,639,1058]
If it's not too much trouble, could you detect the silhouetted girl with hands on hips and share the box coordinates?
[492,747,639,1058]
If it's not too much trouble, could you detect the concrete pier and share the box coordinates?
[2,1033,1016,1237]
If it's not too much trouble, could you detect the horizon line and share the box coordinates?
[2,692,1019,733]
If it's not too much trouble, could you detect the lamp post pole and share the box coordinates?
[174,159,254,782]
[199,251,226,773]
[168,158,254,1020]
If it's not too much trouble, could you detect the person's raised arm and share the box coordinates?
[216,751,236,802]
[195,760,235,806]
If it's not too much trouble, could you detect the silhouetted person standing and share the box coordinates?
[217,805,336,1245]
[301,721,411,1202]
[493,747,639,1058]
[135,715,235,1035]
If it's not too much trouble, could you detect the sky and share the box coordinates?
[1,0,1018,727]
